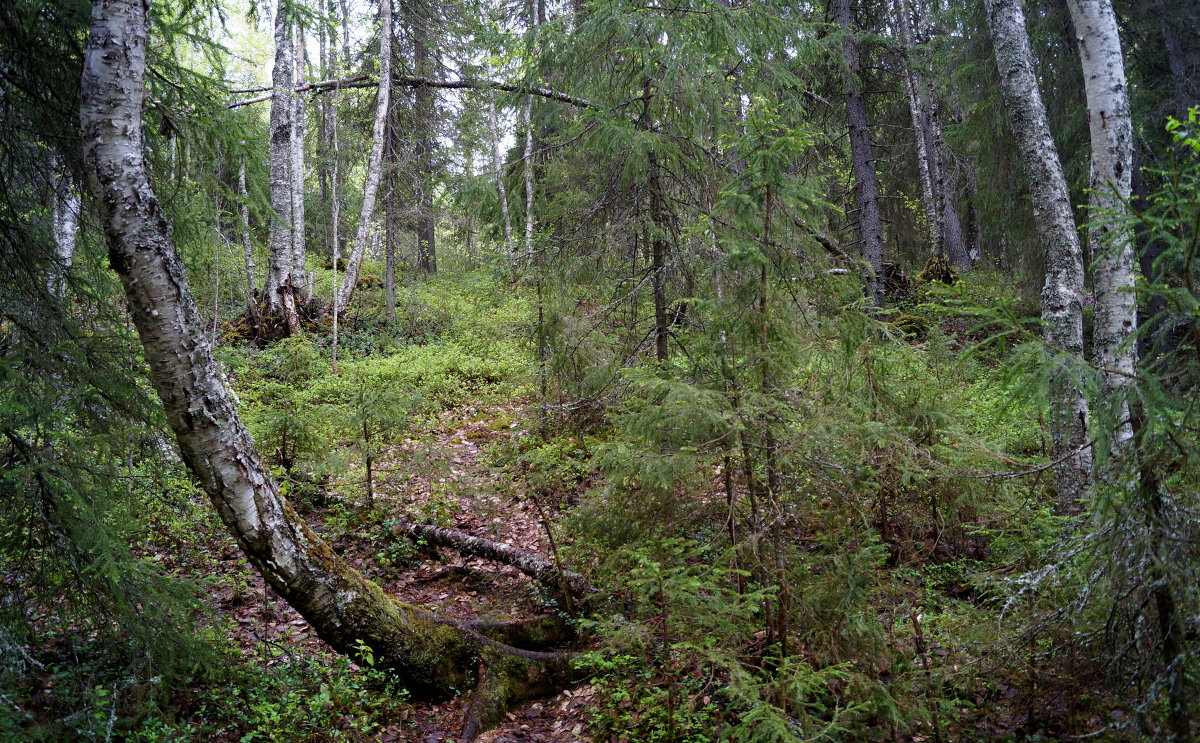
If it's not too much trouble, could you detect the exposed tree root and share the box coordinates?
[401,522,595,599]
[459,614,576,650]
[460,648,585,742]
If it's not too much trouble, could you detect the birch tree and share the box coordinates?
[489,94,515,255]
[893,0,970,271]
[237,156,256,309]
[293,22,310,303]
[80,1,575,737]
[337,0,393,310]
[522,92,534,261]
[1066,0,1136,452]
[49,169,80,298]
[985,0,1092,510]
[265,0,301,333]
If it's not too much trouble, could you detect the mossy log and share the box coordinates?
[401,522,595,599]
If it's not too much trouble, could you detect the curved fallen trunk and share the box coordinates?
[402,522,595,599]
[79,0,574,727]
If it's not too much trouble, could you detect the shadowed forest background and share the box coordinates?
[1,0,1199,740]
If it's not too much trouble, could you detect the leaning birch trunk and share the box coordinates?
[49,169,80,298]
[80,0,574,732]
[833,0,885,306]
[1066,0,1137,454]
[337,0,392,311]
[489,94,515,255]
[985,0,1092,511]
[265,0,300,334]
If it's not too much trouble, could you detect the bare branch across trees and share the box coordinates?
[229,73,601,111]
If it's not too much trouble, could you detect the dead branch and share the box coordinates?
[401,523,595,598]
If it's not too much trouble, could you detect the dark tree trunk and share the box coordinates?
[414,31,437,275]
[833,0,886,306]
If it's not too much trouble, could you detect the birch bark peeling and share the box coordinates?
[1067,0,1137,452]
[985,0,1092,510]
[337,0,392,309]
[81,0,574,722]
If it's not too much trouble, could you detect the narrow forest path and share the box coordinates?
[209,399,596,742]
[379,402,595,742]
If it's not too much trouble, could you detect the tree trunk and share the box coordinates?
[1067,0,1137,454]
[385,129,397,323]
[833,0,885,307]
[80,0,573,729]
[985,0,1092,511]
[237,158,256,309]
[649,150,669,363]
[490,94,515,256]
[402,523,593,598]
[892,0,940,261]
[522,93,534,262]
[264,0,301,334]
[522,5,537,266]
[895,0,971,272]
[337,0,392,309]
[49,168,79,298]
[293,22,310,304]
[415,28,437,275]
[328,0,343,371]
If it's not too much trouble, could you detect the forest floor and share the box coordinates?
[197,398,596,742]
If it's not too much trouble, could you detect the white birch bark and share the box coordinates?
[893,0,940,260]
[293,23,310,303]
[265,0,300,332]
[1067,0,1137,452]
[522,94,534,262]
[80,0,573,719]
[328,0,342,371]
[985,0,1092,510]
[336,0,392,310]
[49,170,80,298]
[238,158,256,308]
[489,94,515,255]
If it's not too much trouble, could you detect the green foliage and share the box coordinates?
[124,644,411,742]
[580,539,879,742]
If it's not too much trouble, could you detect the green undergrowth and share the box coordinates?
[491,269,1120,742]
[215,270,533,500]
[121,639,412,743]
